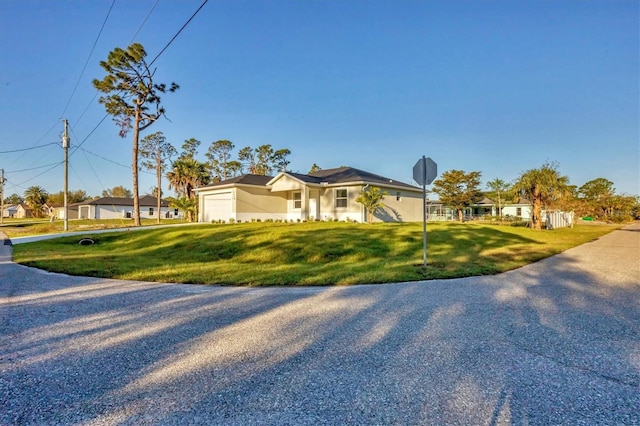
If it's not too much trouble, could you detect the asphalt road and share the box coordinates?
[1,224,639,425]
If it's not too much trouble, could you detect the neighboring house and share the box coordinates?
[426,197,533,222]
[75,195,175,220]
[501,198,532,221]
[470,196,496,218]
[15,204,34,218]
[43,203,61,218]
[196,166,425,223]
[1,204,18,218]
[43,203,79,220]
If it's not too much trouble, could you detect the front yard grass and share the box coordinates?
[10,221,619,286]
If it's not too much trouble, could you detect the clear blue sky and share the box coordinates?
[1,0,638,199]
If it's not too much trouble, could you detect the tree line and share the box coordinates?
[432,162,639,230]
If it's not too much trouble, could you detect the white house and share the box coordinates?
[197,166,425,223]
[1,204,18,218]
[75,195,176,220]
[426,197,533,222]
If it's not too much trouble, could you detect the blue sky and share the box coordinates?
[1,0,638,199]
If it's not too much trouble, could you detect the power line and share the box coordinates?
[69,113,110,156]
[69,0,209,161]
[8,1,207,192]
[130,0,160,43]
[70,0,160,130]
[149,0,209,66]
[79,147,130,170]
[60,0,116,119]
[0,143,58,154]
[6,162,62,174]
[11,162,63,189]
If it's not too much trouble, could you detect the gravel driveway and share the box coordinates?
[1,224,639,425]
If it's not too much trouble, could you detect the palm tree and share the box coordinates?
[166,158,209,201]
[167,158,209,222]
[24,186,48,217]
[512,162,570,230]
[355,186,388,224]
[169,197,196,222]
[486,178,510,220]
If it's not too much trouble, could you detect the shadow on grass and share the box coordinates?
[11,222,598,285]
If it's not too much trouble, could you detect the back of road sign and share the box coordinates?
[413,156,437,186]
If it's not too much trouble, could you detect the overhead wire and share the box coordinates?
[69,0,159,131]
[6,0,207,195]
[149,0,208,66]
[60,0,116,119]
[5,0,116,167]
[69,0,209,164]
[0,143,58,154]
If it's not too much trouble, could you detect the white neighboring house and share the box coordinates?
[1,204,18,218]
[75,195,177,220]
[197,166,425,223]
[500,199,533,221]
[426,197,533,222]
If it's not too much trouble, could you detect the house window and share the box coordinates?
[293,192,302,209]
[396,192,401,201]
[149,207,154,216]
[516,207,522,217]
[335,189,348,208]
[174,209,179,216]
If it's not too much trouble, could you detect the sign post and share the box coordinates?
[413,156,437,267]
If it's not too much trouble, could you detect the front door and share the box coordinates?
[309,190,319,220]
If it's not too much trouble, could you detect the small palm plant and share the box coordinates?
[356,186,388,224]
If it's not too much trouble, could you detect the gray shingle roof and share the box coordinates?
[198,174,274,190]
[308,166,418,189]
[86,195,169,207]
[197,167,419,191]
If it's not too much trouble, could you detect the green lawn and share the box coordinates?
[9,221,619,286]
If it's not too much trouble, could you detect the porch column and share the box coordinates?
[301,188,308,221]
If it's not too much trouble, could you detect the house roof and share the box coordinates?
[475,196,496,205]
[83,195,169,207]
[197,167,421,192]
[307,167,419,190]
[197,174,274,190]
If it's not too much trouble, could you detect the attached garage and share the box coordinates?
[202,192,233,222]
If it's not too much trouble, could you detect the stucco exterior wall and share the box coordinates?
[235,186,287,222]
[317,185,364,222]
[373,189,424,222]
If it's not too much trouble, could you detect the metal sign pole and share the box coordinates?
[422,179,427,267]
[413,155,437,269]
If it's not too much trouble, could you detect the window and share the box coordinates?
[293,192,301,209]
[396,192,401,201]
[174,209,179,216]
[335,189,348,208]
[149,207,154,216]
[516,207,522,217]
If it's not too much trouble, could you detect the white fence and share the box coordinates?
[545,211,574,229]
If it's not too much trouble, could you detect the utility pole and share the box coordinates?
[0,169,5,225]
[62,119,70,231]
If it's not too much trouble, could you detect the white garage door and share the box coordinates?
[203,192,232,222]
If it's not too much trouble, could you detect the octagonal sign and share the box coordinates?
[413,157,437,186]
